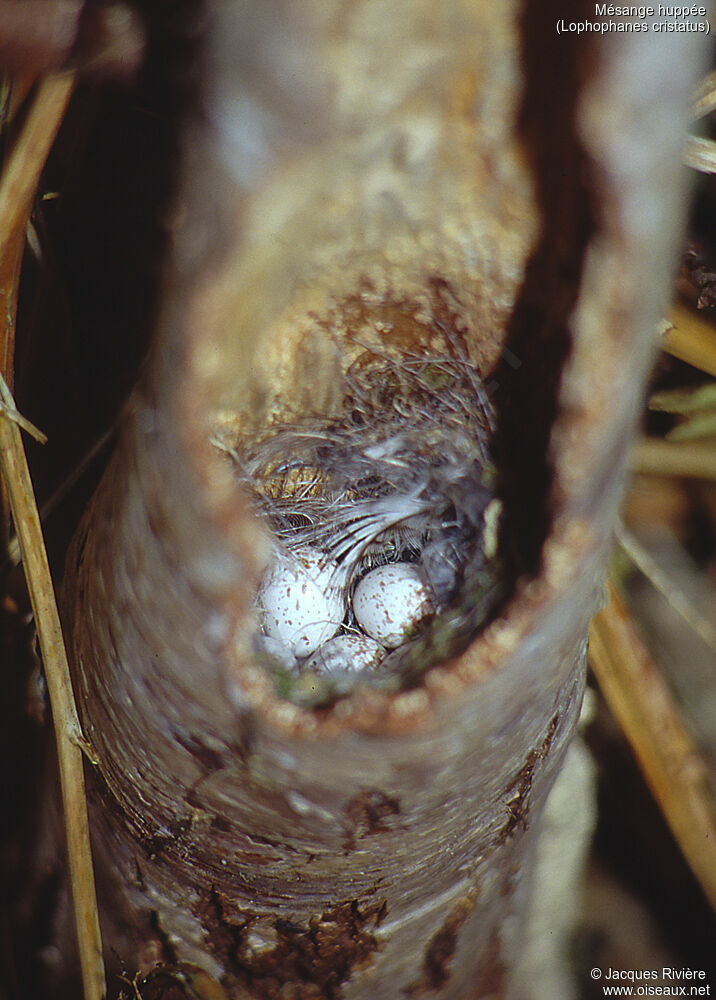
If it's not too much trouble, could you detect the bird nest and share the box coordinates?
[213,345,513,705]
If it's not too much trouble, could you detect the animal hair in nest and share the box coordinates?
[216,348,513,698]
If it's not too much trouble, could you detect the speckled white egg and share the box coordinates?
[304,633,385,674]
[257,548,345,657]
[352,562,433,648]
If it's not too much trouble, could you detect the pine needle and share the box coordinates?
[589,583,716,910]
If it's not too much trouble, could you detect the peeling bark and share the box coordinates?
[54,1,707,997]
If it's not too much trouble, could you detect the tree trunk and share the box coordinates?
[58,2,705,997]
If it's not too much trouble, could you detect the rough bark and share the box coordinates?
[58,2,706,998]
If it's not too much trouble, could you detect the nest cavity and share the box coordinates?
[213,347,512,703]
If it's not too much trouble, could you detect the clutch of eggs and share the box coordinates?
[256,550,434,670]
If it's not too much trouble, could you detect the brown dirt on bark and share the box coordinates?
[130,962,229,1000]
[405,890,479,996]
[471,931,507,998]
[194,889,386,999]
[500,713,559,843]
[342,789,402,850]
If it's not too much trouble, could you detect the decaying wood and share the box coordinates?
[54,3,707,997]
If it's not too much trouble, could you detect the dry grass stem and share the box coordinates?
[615,521,716,653]
[683,136,716,175]
[3,424,116,571]
[649,381,716,416]
[589,583,716,909]
[624,474,699,531]
[662,305,716,377]
[665,410,716,442]
[632,437,716,481]
[0,73,75,385]
[0,395,48,442]
[0,377,105,1000]
[691,68,716,120]
[649,381,716,441]
[0,73,105,1000]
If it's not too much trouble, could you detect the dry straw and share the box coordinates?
[0,74,106,1000]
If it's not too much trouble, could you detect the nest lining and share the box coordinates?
[213,345,512,704]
